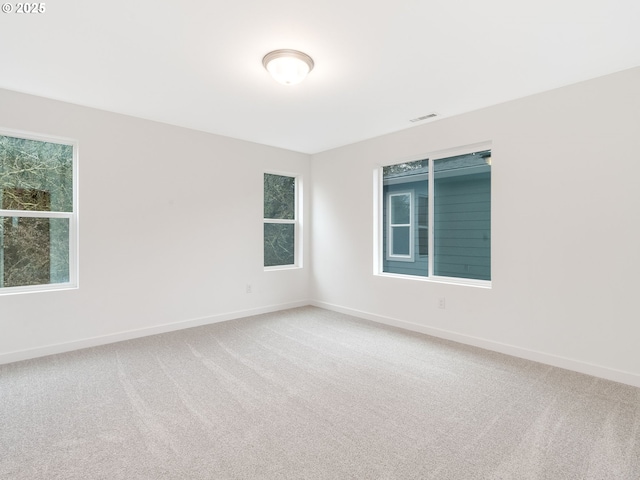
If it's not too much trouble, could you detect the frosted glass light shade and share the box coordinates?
[263,50,314,85]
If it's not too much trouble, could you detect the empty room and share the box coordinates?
[1,1,639,478]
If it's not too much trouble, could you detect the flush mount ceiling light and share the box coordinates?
[262,49,314,85]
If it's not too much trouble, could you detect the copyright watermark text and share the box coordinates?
[2,3,46,13]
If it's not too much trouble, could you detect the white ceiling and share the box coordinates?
[1,0,639,154]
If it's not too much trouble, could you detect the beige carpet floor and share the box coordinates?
[1,306,639,479]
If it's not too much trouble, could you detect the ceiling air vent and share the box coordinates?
[409,113,438,123]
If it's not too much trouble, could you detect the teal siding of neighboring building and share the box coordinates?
[434,172,491,281]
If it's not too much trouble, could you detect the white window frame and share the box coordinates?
[263,171,302,270]
[376,142,492,288]
[0,127,79,295]
[386,190,414,261]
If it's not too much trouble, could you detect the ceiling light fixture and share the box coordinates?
[262,49,314,85]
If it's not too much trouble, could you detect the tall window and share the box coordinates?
[0,131,77,293]
[263,173,298,268]
[381,148,491,284]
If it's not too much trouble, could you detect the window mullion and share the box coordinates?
[0,209,73,219]
[428,158,434,277]
[263,218,296,224]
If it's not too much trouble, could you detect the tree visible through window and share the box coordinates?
[263,173,297,267]
[0,133,76,291]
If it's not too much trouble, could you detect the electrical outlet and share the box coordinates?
[246,284,252,294]
[438,297,446,309]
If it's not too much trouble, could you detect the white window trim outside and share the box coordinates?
[375,141,492,288]
[263,171,302,271]
[386,190,414,262]
[0,127,79,296]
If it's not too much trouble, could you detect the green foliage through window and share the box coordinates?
[264,173,297,267]
[264,174,295,220]
[0,134,74,289]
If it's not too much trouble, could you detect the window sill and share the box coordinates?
[375,272,491,289]
[0,283,78,296]
[264,265,302,272]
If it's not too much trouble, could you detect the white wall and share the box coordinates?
[0,89,311,362]
[310,67,640,386]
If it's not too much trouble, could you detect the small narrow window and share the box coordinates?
[263,173,298,268]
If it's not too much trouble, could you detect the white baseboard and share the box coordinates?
[311,300,640,389]
[0,300,310,366]
[6,299,639,389]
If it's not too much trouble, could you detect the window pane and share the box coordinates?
[0,135,73,212]
[434,151,491,280]
[0,216,69,288]
[391,226,410,255]
[264,174,295,220]
[391,194,410,224]
[382,159,428,277]
[264,223,295,267]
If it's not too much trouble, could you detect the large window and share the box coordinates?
[0,131,77,293]
[380,148,491,284]
[263,173,299,268]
